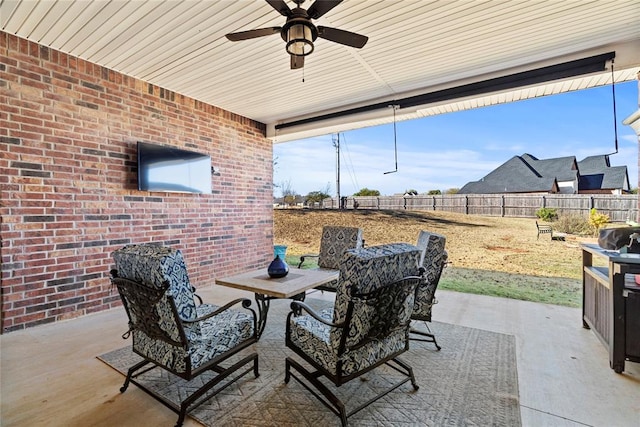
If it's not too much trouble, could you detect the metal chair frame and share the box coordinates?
[410,231,448,350]
[111,272,259,427]
[285,276,421,426]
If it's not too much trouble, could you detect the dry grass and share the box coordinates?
[275,209,595,279]
[274,209,596,306]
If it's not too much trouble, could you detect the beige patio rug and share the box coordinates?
[98,298,520,426]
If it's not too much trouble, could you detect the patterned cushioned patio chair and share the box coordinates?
[411,231,448,350]
[286,243,423,426]
[297,225,364,292]
[110,244,259,427]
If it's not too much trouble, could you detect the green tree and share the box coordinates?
[445,188,460,194]
[306,190,331,204]
[353,188,380,196]
[629,187,638,194]
[427,189,442,195]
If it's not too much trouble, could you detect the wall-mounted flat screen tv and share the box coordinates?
[137,141,212,194]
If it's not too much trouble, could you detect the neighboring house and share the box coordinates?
[577,155,631,195]
[273,195,305,208]
[459,154,630,195]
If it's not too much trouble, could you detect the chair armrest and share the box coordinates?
[442,250,451,269]
[289,301,345,328]
[298,254,319,268]
[182,298,254,324]
[191,286,204,305]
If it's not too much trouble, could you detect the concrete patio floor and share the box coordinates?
[2,286,639,426]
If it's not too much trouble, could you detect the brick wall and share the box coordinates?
[0,33,274,333]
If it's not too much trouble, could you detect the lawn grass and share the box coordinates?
[440,267,582,307]
[285,255,316,269]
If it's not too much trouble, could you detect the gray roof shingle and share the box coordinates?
[459,153,628,194]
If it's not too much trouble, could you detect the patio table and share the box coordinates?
[216,268,339,339]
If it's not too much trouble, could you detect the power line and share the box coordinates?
[340,132,360,193]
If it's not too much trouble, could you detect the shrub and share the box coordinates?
[536,207,558,222]
[589,208,610,233]
[554,214,594,236]
[353,188,380,196]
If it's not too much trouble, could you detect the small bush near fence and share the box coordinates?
[588,208,610,232]
[554,214,595,236]
[535,207,558,221]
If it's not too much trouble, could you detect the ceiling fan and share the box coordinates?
[225,0,368,69]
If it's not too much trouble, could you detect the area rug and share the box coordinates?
[98,298,520,426]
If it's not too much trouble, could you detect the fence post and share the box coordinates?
[433,196,436,211]
[465,195,469,215]
[501,194,505,217]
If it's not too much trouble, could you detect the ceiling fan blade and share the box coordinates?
[225,27,281,41]
[265,0,292,17]
[317,26,368,48]
[307,0,342,19]
[290,55,304,69]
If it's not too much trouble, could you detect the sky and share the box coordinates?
[273,81,639,197]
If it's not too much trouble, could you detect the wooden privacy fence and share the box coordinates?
[319,194,639,222]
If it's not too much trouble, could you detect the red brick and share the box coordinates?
[0,32,273,333]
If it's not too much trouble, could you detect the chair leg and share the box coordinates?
[387,357,420,391]
[410,322,441,350]
[121,353,258,427]
[286,357,348,426]
[285,356,417,426]
[176,352,259,427]
[120,359,153,392]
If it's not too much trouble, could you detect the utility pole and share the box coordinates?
[332,133,341,209]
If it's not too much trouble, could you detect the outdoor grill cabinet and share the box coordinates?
[581,244,640,373]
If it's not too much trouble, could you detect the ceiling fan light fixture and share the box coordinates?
[286,23,314,56]
[225,0,368,69]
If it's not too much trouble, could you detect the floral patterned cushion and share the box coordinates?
[288,308,337,371]
[112,244,255,375]
[130,303,254,374]
[289,243,421,377]
[289,243,421,376]
[317,226,364,270]
[413,232,447,320]
[112,244,198,321]
[289,310,407,376]
[331,243,422,348]
[188,308,255,370]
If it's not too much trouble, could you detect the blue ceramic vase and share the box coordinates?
[267,255,289,278]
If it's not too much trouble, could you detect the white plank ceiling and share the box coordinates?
[2,0,640,142]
